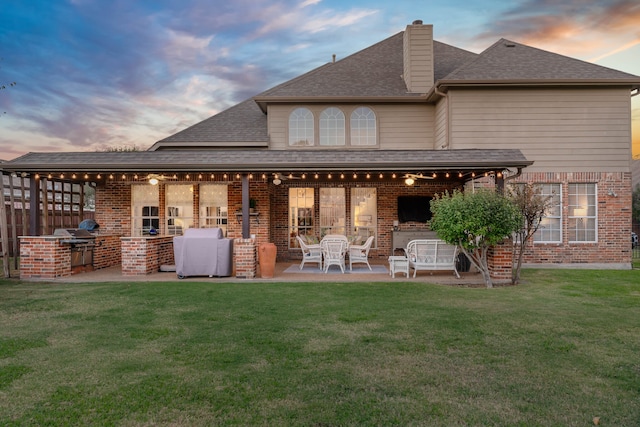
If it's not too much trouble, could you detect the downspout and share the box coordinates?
[501,167,524,193]
[434,86,450,149]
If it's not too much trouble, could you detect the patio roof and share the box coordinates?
[1,149,533,181]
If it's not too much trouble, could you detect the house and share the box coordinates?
[3,20,640,279]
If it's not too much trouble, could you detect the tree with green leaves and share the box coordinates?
[507,183,554,285]
[430,189,522,288]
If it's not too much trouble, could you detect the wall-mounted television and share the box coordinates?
[397,196,432,223]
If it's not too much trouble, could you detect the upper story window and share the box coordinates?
[319,107,345,146]
[350,107,376,146]
[288,106,377,147]
[289,108,314,146]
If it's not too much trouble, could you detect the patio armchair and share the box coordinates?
[296,235,323,270]
[321,238,348,273]
[348,235,375,271]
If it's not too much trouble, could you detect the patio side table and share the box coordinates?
[388,255,409,278]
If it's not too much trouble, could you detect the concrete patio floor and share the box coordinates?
[34,261,501,287]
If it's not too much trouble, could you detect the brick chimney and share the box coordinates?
[403,20,434,93]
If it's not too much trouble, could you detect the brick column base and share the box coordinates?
[234,238,256,279]
[19,236,70,280]
[121,236,174,276]
[487,239,513,281]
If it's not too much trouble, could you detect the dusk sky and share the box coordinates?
[1,0,639,160]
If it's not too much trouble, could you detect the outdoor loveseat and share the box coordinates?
[173,228,234,278]
[405,239,460,278]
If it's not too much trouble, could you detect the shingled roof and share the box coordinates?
[439,38,640,86]
[151,98,269,150]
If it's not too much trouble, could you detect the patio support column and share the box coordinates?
[241,174,250,239]
[29,175,41,236]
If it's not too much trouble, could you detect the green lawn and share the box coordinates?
[1,269,639,426]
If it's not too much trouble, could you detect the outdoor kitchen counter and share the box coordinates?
[120,236,175,276]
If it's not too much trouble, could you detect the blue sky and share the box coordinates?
[1,0,639,160]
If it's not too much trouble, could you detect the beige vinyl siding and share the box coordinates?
[268,104,435,150]
[449,88,632,172]
[434,97,448,149]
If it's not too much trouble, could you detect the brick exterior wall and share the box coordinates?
[510,172,632,267]
[95,180,131,236]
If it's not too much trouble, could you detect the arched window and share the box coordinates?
[350,107,376,146]
[289,108,314,146]
[319,107,345,146]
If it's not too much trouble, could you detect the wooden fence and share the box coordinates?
[1,172,94,276]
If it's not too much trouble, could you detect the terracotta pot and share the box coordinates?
[258,243,277,278]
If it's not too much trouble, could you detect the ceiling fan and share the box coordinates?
[144,173,178,185]
[403,173,435,185]
[272,173,302,185]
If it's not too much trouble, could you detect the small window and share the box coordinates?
[319,107,345,146]
[534,183,561,243]
[350,107,376,146]
[289,108,314,146]
[568,183,597,242]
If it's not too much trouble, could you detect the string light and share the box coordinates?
[301,173,306,179]
[353,173,357,179]
[366,173,370,179]
[328,173,332,179]
[340,173,345,179]
[458,172,463,178]
[198,174,203,179]
[60,173,64,179]
[97,174,101,179]
[445,172,450,178]
[223,173,228,179]
[315,173,319,179]
[392,173,396,179]
[379,173,383,179]
[185,174,190,179]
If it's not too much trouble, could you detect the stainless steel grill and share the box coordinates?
[54,228,96,269]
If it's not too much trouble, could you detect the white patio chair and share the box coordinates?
[320,238,348,273]
[348,235,375,271]
[296,235,323,270]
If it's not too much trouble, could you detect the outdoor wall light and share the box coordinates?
[404,177,415,186]
[273,178,282,185]
[149,177,159,185]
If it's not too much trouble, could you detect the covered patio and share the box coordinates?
[1,148,532,282]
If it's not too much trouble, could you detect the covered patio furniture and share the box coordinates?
[321,238,348,273]
[296,235,323,270]
[348,235,375,271]
[173,228,234,278]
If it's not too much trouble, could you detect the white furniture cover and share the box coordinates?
[173,228,234,278]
